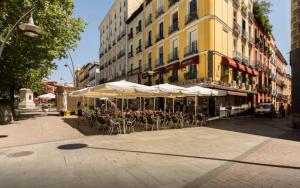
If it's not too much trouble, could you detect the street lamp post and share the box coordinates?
[63,50,76,87]
[0,7,42,60]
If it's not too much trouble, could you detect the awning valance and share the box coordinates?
[222,57,238,68]
[181,55,199,68]
[227,91,247,97]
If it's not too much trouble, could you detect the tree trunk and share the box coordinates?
[9,86,15,120]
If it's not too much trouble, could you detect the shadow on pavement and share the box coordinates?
[86,146,300,170]
[15,112,59,121]
[207,118,300,142]
[0,135,8,138]
[62,117,104,136]
[57,143,88,150]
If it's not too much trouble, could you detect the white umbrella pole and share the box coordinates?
[164,98,166,113]
[153,97,156,111]
[139,97,142,111]
[126,99,129,110]
[122,96,125,134]
[195,96,197,125]
[143,98,146,111]
[173,98,175,113]
[94,98,96,109]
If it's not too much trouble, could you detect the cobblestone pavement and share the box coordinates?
[0,115,299,188]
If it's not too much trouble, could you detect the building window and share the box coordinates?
[158,46,163,66]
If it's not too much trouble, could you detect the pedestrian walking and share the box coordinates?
[77,102,83,126]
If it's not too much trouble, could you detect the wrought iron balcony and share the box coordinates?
[128,51,133,58]
[184,71,197,80]
[156,33,164,42]
[169,22,179,35]
[233,0,240,8]
[233,21,241,36]
[128,32,133,40]
[156,6,164,18]
[233,51,242,62]
[248,11,254,23]
[242,31,248,42]
[169,0,179,8]
[184,41,198,57]
[145,40,152,49]
[136,45,142,54]
[168,74,179,83]
[156,58,164,68]
[145,14,152,27]
[185,10,198,25]
[241,4,247,16]
[146,0,152,6]
[168,50,179,62]
[136,25,142,34]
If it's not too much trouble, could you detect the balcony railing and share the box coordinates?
[168,50,179,62]
[136,45,142,54]
[128,32,133,40]
[169,0,179,8]
[155,77,164,85]
[242,57,249,66]
[248,35,254,45]
[248,11,254,23]
[169,22,179,35]
[127,68,141,77]
[117,50,125,59]
[156,33,164,42]
[184,71,197,80]
[145,14,152,27]
[233,0,240,8]
[156,58,164,68]
[233,51,242,62]
[145,40,152,49]
[146,0,152,6]
[184,41,198,57]
[168,74,179,83]
[128,51,133,58]
[136,25,142,34]
[185,10,198,25]
[242,31,248,42]
[156,6,164,18]
[233,21,241,36]
[241,4,247,16]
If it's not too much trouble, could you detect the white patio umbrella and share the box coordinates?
[38,93,56,99]
[91,80,160,134]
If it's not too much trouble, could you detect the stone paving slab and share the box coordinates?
[0,116,299,188]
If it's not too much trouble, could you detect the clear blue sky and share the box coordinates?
[50,0,291,83]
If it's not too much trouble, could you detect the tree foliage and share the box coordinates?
[253,0,273,37]
[0,0,86,115]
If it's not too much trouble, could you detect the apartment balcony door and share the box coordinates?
[172,39,178,59]
[172,12,178,26]
[159,22,164,37]
[189,30,197,53]
[189,0,197,13]
[159,46,164,65]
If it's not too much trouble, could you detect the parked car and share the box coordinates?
[255,103,276,118]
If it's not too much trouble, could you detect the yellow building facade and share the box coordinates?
[142,0,257,97]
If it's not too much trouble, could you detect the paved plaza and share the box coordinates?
[0,115,299,188]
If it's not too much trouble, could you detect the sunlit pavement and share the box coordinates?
[0,116,299,188]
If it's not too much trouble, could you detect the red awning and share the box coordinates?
[227,91,248,97]
[222,57,238,68]
[181,55,199,68]
[253,70,259,76]
[246,67,253,75]
[237,63,246,72]
[165,62,180,72]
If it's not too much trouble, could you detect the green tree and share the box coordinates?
[253,0,273,37]
[0,0,86,117]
